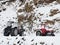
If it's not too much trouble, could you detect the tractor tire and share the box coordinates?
[36,31,41,36]
[4,30,10,36]
[19,32,23,36]
[4,26,12,36]
[51,33,55,36]
[19,29,25,36]
[11,29,18,36]
[46,33,55,36]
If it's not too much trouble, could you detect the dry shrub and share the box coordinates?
[18,15,25,23]
[17,14,36,26]
[45,20,55,25]
[19,0,25,2]
[27,15,33,21]
[54,19,60,22]
[39,13,43,16]
[49,9,59,16]
[18,9,23,12]
[33,0,56,5]
[18,9,25,12]
[33,0,40,5]
[56,0,60,3]
[19,0,26,5]
[25,3,33,12]
[33,0,44,5]
[18,15,34,23]
[34,17,37,20]
[9,0,16,2]
[45,0,56,3]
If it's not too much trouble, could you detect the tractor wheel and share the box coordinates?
[4,30,10,36]
[36,31,41,36]
[51,33,55,36]
[21,32,25,36]
[19,30,25,36]
[19,32,23,36]
[11,29,18,36]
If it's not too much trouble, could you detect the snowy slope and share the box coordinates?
[0,36,60,45]
[0,0,60,45]
[0,0,60,36]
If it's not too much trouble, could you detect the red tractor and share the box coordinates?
[36,24,55,36]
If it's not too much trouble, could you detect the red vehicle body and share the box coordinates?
[36,24,55,36]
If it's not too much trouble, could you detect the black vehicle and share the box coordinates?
[4,25,25,36]
[11,27,18,36]
[4,21,25,36]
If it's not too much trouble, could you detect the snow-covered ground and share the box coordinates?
[0,36,60,45]
[0,0,60,45]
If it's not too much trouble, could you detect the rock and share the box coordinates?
[35,43,37,45]
[22,37,26,41]
[19,44,21,45]
[40,42,45,45]
[0,10,2,12]
[13,44,16,45]
[17,41,20,44]
[31,39,34,42]
[3,8,6,11]
[16,37,18,39]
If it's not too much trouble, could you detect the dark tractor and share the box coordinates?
[4,21,25,36]
[4,25,18,36]
[4,25,25,36]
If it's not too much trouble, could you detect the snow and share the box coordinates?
[0,36,60,45]
[0,0,60,45]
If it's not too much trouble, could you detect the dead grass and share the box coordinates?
[33,0,56,5]
[49,9,59,16]
[56,0,60,3]
[45,0,56,3]
[18,15,25,23]
[25,3,33,12]
[33,0,45,5]
[33,0,40,5]
[27,15,33,21]
[9,0,16,2]
[45,20,55,25]
[18,9,25,12]
[54,19,60,21]
[18,14,34,23]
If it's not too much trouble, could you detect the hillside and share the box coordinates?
[0,0,60,45]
